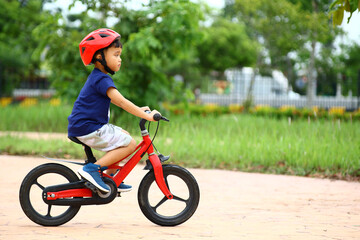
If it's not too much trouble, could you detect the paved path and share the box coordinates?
[0,155,359,240]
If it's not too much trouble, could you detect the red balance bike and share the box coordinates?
[19,113,200,226]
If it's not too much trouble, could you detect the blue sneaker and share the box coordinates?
[78,163,110,193]
[118,182,132,192]
[109,171,132,192]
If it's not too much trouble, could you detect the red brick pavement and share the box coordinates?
[1,155,359,240]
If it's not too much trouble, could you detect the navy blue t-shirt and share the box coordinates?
[68,68,116,137]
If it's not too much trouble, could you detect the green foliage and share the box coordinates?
[163,102,360,121]
[0,0,52,96]
[230,0,338,103]
[0,0,355,106]
[116,0,204,107]
[32,10,99,99]
[32,0,204,109]
[197,18,258,73]
[340,43,360,95]
[233,0,334,65]
[330,0,360,26]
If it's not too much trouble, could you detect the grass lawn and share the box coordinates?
[1,104,359,179]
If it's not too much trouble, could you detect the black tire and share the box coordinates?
[138,164,200,226]
[19,163,81,226]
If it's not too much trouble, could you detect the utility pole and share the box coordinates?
[358,69,360,109]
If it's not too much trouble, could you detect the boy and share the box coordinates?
[68,28,160,193]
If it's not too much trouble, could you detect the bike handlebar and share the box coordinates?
[153,113,169,122]
[145,110,169,122]
[140,111,169,131]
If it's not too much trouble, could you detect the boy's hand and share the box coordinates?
[140,106,160,121]
[147,110,161,121]
[140,106,151,112]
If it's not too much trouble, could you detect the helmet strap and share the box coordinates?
[96,50,115,75]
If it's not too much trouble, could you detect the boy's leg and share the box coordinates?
[102,129,134,175]
[97,139,136,192]
[77,126,135,192]
[104,155,132,176]
[96,138,136,167]
[77,139,136,193]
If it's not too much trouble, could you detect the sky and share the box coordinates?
[44,0,359,45]
[338,11,360,45]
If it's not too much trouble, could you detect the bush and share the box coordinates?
[163,102,360,121]
[229,104,244,113]
[2,98,359,122]
[351,108,360,121]
[328,107,346,119]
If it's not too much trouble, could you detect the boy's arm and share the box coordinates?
[107,87,158,121]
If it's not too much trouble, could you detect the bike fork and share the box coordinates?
[148,154,173,200]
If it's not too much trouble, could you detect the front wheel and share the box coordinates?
[138,164,200,226]
[19,163,81,226]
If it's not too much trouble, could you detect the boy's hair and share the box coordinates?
[91,37,122,64]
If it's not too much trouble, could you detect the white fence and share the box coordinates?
[13,89,56,98]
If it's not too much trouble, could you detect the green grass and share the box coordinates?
[0,103,72,132]
[155,115,360,178]
[0,135,84,158]
[1,104,359,179]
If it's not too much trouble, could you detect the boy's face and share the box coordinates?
[103,46,122,73]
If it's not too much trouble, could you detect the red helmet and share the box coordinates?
[79,28,121,66]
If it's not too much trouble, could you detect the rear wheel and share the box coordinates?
[138,164,200,226]
[19,163,81,226]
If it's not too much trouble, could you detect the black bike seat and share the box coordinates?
[68,136,83,145]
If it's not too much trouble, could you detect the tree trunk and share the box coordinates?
[306,39,317,107]
[244,54,260,110]
[246,68,257,102]
[306,0,318,108]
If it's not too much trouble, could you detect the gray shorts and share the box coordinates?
[77,124,132,152]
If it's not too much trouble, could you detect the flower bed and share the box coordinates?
[163,102,360,121]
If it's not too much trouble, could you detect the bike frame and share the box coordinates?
[46,118,173,202]
[105,130,173,199]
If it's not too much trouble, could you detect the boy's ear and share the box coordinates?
[95,53,102,60]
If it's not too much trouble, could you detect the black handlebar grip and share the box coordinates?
[153,113,162,121]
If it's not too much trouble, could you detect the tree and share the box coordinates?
[315,45,343,96]
[115,0,204,106]
[34,0,203,108]
[0,0,52,96]
[226,0,338,107]
[228,0,308,105]
[197,18,257,76]
[330,0,360,26]
[290,0,339,105]
[341,43,360,97]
